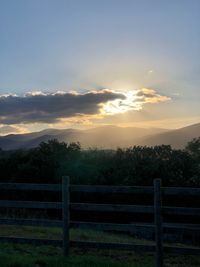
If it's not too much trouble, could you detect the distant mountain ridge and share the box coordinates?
[140,123,200,148]
[0,123,199,150]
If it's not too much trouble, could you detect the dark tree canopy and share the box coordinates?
[0,138,199,186]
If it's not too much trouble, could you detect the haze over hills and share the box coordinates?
[140,123,200,149]
[0,123,199,150]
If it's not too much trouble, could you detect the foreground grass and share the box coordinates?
[0,243,154,267]
[0,225,199,267]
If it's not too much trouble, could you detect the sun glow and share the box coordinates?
[100,88,171,115]
[101,91,141,115]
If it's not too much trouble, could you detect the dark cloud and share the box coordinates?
[136,91,155,98]
[136,88,160,98]
[0,90,125,124]
[135,88,171,103]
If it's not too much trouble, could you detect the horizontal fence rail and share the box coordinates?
[0,237,199,256]
[71,185,154,194]
[1,182,200,196]
[0,178,200,267]
[0,236,62,246]
[70,221,200,232]
[163,187,200,197]
[0,200,62,209]
[0,218,62,227]
[70,203,154,213]
[0,183,62,192]
[0,200,199,216]
[0,218,199,233]
[163,206,200,216]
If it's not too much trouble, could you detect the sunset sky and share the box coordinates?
[0,0,199,135]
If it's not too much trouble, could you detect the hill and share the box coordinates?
[0,126,166,150]
[139,123,200,149]
[0,123,199,150]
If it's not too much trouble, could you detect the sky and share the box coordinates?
[0,0,199,135]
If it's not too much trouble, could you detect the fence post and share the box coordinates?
[154,179,163,267]
[62,176,70,256]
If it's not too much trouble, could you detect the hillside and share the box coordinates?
[0,123,199,150]
[139,123,200,149]
[0,126,166,150]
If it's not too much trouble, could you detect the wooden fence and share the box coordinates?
[0,177,200,267]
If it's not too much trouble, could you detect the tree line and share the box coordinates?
[0,137,200,187]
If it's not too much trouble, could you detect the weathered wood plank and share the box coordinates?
[1,183,200,196]
[71,185,200,196]
[71,221,200,233]
[164,223,200,231]
[0,201,199,216]
[71,203,200,216]
[0,218,199,233]
[0,218,62,227]
[0,200,62,209]
[70,185,153,194]
[163,206,200,216]
[70,203,154,213]
[0,218,198,233]
[163,187,200,197]
[164,246,200,255]
[0,236,62,246]
[71,221,142,231]
[70,240,155,252]
[0,183,61,191]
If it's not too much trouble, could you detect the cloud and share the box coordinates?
[0,90,125,124]
[135,88,171,104]
[0,88,170,125]
[101,88,171,114]
[0,125,28,135]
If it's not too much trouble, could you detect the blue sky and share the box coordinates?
[0,0,199,133]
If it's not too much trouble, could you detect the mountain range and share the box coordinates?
[0,123,199,150]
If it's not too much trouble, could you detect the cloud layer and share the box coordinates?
[0,88,170,126]
[0,90,125,124]
[0,125,28,135]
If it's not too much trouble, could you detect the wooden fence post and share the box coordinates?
[62,176,70,256]
[154,179,163,267]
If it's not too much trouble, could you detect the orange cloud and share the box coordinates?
[101,88,171,115]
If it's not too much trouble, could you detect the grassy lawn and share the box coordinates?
[0,225,199,267]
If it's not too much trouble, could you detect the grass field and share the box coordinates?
[0,225,199,267]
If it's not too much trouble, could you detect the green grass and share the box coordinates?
[0,225,199,267]
[0,225,154,245]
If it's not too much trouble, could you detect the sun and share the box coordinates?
[100,90,141,115]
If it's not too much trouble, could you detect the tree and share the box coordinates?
[185,137,200,185]
[186,137,200,160]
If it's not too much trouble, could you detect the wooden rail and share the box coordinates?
[0,178,200,267]
[1,182,200,196]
